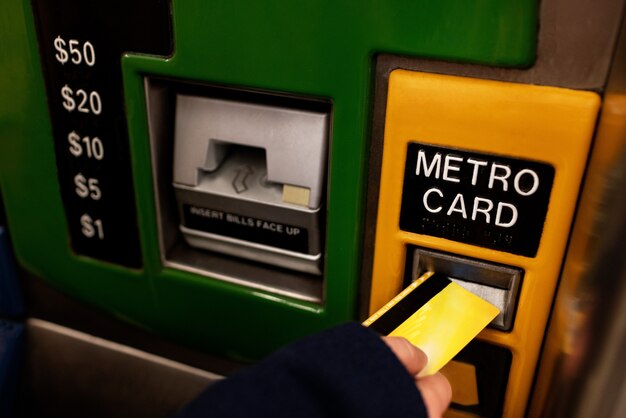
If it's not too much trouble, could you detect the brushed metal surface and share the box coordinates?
[529,10,626,418]
[17,319,220,418]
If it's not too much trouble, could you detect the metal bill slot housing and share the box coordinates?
[173,93,330,275]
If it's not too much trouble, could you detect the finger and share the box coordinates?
[383,336,428,376]
[416,372,452,418]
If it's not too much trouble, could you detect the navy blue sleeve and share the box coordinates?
[174,322,428,418]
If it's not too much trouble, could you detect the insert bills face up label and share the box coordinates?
[399,143,555,257]
[183,204,309,254]
[364,272,499,377]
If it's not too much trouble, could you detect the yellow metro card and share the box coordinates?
[363,272,499,376]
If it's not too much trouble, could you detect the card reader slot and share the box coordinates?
[404,246,522,331]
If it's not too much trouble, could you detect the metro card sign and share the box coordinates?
[399,143,554,257]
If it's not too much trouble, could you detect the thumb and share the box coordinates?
[416,372,452,418]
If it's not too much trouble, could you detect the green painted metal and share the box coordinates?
[0,0,537,360]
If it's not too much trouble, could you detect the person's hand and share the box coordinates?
[383,337,452,418]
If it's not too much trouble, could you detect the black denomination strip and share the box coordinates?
[31,0,172,267]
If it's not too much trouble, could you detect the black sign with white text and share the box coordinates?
[184,205,309,254]
[31,0,172,268]
[400,143,554,257]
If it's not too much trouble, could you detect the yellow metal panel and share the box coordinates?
[444,409,480,418]
[441,361,480,406]
[370,70,600,417]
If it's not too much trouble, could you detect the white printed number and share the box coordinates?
[68,131,104,160]
[74,173,102,200]
[54,36,96,66]
[61,85,102,114]
[80,214,104,240]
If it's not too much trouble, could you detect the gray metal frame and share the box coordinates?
[409,248,522,331]
[145,78,326,304]
[19,319,220,418]
[530,9,626,417]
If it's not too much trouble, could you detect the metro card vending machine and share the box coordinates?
[1,1,626,417]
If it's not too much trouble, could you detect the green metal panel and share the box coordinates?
[0,0,537,360]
